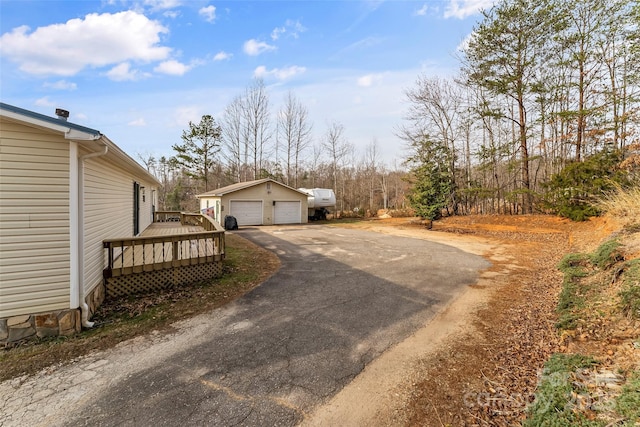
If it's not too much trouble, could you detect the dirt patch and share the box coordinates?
[304,215,619,426]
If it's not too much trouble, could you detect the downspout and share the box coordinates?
[77,142,109,328]
[70,142,80,312]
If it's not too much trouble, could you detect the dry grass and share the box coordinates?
[598,183,640,221]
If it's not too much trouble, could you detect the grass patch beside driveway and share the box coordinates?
[0,233,279,382]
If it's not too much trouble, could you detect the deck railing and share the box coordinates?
[154,210,182,223]
[103,212,225,279]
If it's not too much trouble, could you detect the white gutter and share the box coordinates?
[70,139,108,328]
[70,142,80,311]
[1,108,101,141]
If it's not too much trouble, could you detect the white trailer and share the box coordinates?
[298,188,336,220]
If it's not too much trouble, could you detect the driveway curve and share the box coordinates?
[0,225,489,427]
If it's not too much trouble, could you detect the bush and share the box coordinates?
[615,370,640,423]
[556,253,592,329]
[542,150,629,221]
[524,354,599,427]
[558,253,591,272]
[590,239,623,270]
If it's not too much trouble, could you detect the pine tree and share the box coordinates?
[405,136,454,223]
[172,115,222,193]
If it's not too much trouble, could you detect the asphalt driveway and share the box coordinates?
[2,225,489,427]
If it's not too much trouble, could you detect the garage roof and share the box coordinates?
[196,178,308,198]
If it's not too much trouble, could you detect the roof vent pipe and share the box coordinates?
[55,108,69,121]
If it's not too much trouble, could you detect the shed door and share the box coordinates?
[229,200,262,226]
[274,201,301,224]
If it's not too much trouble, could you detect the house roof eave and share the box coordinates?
[96,135,162,187]
[0,102,102,141]
[1,102,160,187]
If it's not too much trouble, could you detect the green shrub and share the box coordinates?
[524,354,600,427]
[555,310,581,330]
[615,370,640,424]
[558,253,591,274]
[590,239,623,270]
[542,150,629,221]
[556,253,592,329]
[542,353,598,375]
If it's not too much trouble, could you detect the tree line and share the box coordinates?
[141,0,639,221]
[402,0,639,220]
[139,79,409,216]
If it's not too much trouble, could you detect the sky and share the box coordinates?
[0,0,493,166]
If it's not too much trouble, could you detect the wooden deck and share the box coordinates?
[103,213,225,279]
[142,222,205,236]
[102,212,226,298]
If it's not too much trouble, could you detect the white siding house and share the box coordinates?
[0,103,160,342]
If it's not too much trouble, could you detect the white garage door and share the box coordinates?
[229,200,262,226]
[274,201,301,224]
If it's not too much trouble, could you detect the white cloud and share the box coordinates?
[128,118,147,126]
[357,73,384,87]
[0,11,171,76]
[154,59,191,75]
[271,19,307,40]
[444,0,494,19]
[287,20,307,38]
[143,0,181,10]
[106,62,146,81]
[43,80,77,90]
[341,37,383,54]
[253,65,306,81]
[213,51,232,61]
[173,106,201,127]
[414,4,429,16]
[243,39,276,56]
[199,5,216,23]
[456,33,474,52]
[163,10,180,19]
[271,26,285,41]
[35,96,56,107]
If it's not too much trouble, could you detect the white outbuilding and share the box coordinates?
[196,178,309,226]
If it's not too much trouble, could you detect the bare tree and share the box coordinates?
[364,139,381,212]
[136,151,156,173]
[401,76,466,213]
[221,95,245,182]
[243,78,272,179]
[321,121,352,212]
[277,91,313,187]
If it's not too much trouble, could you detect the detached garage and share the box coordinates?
[196,178,308,226]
